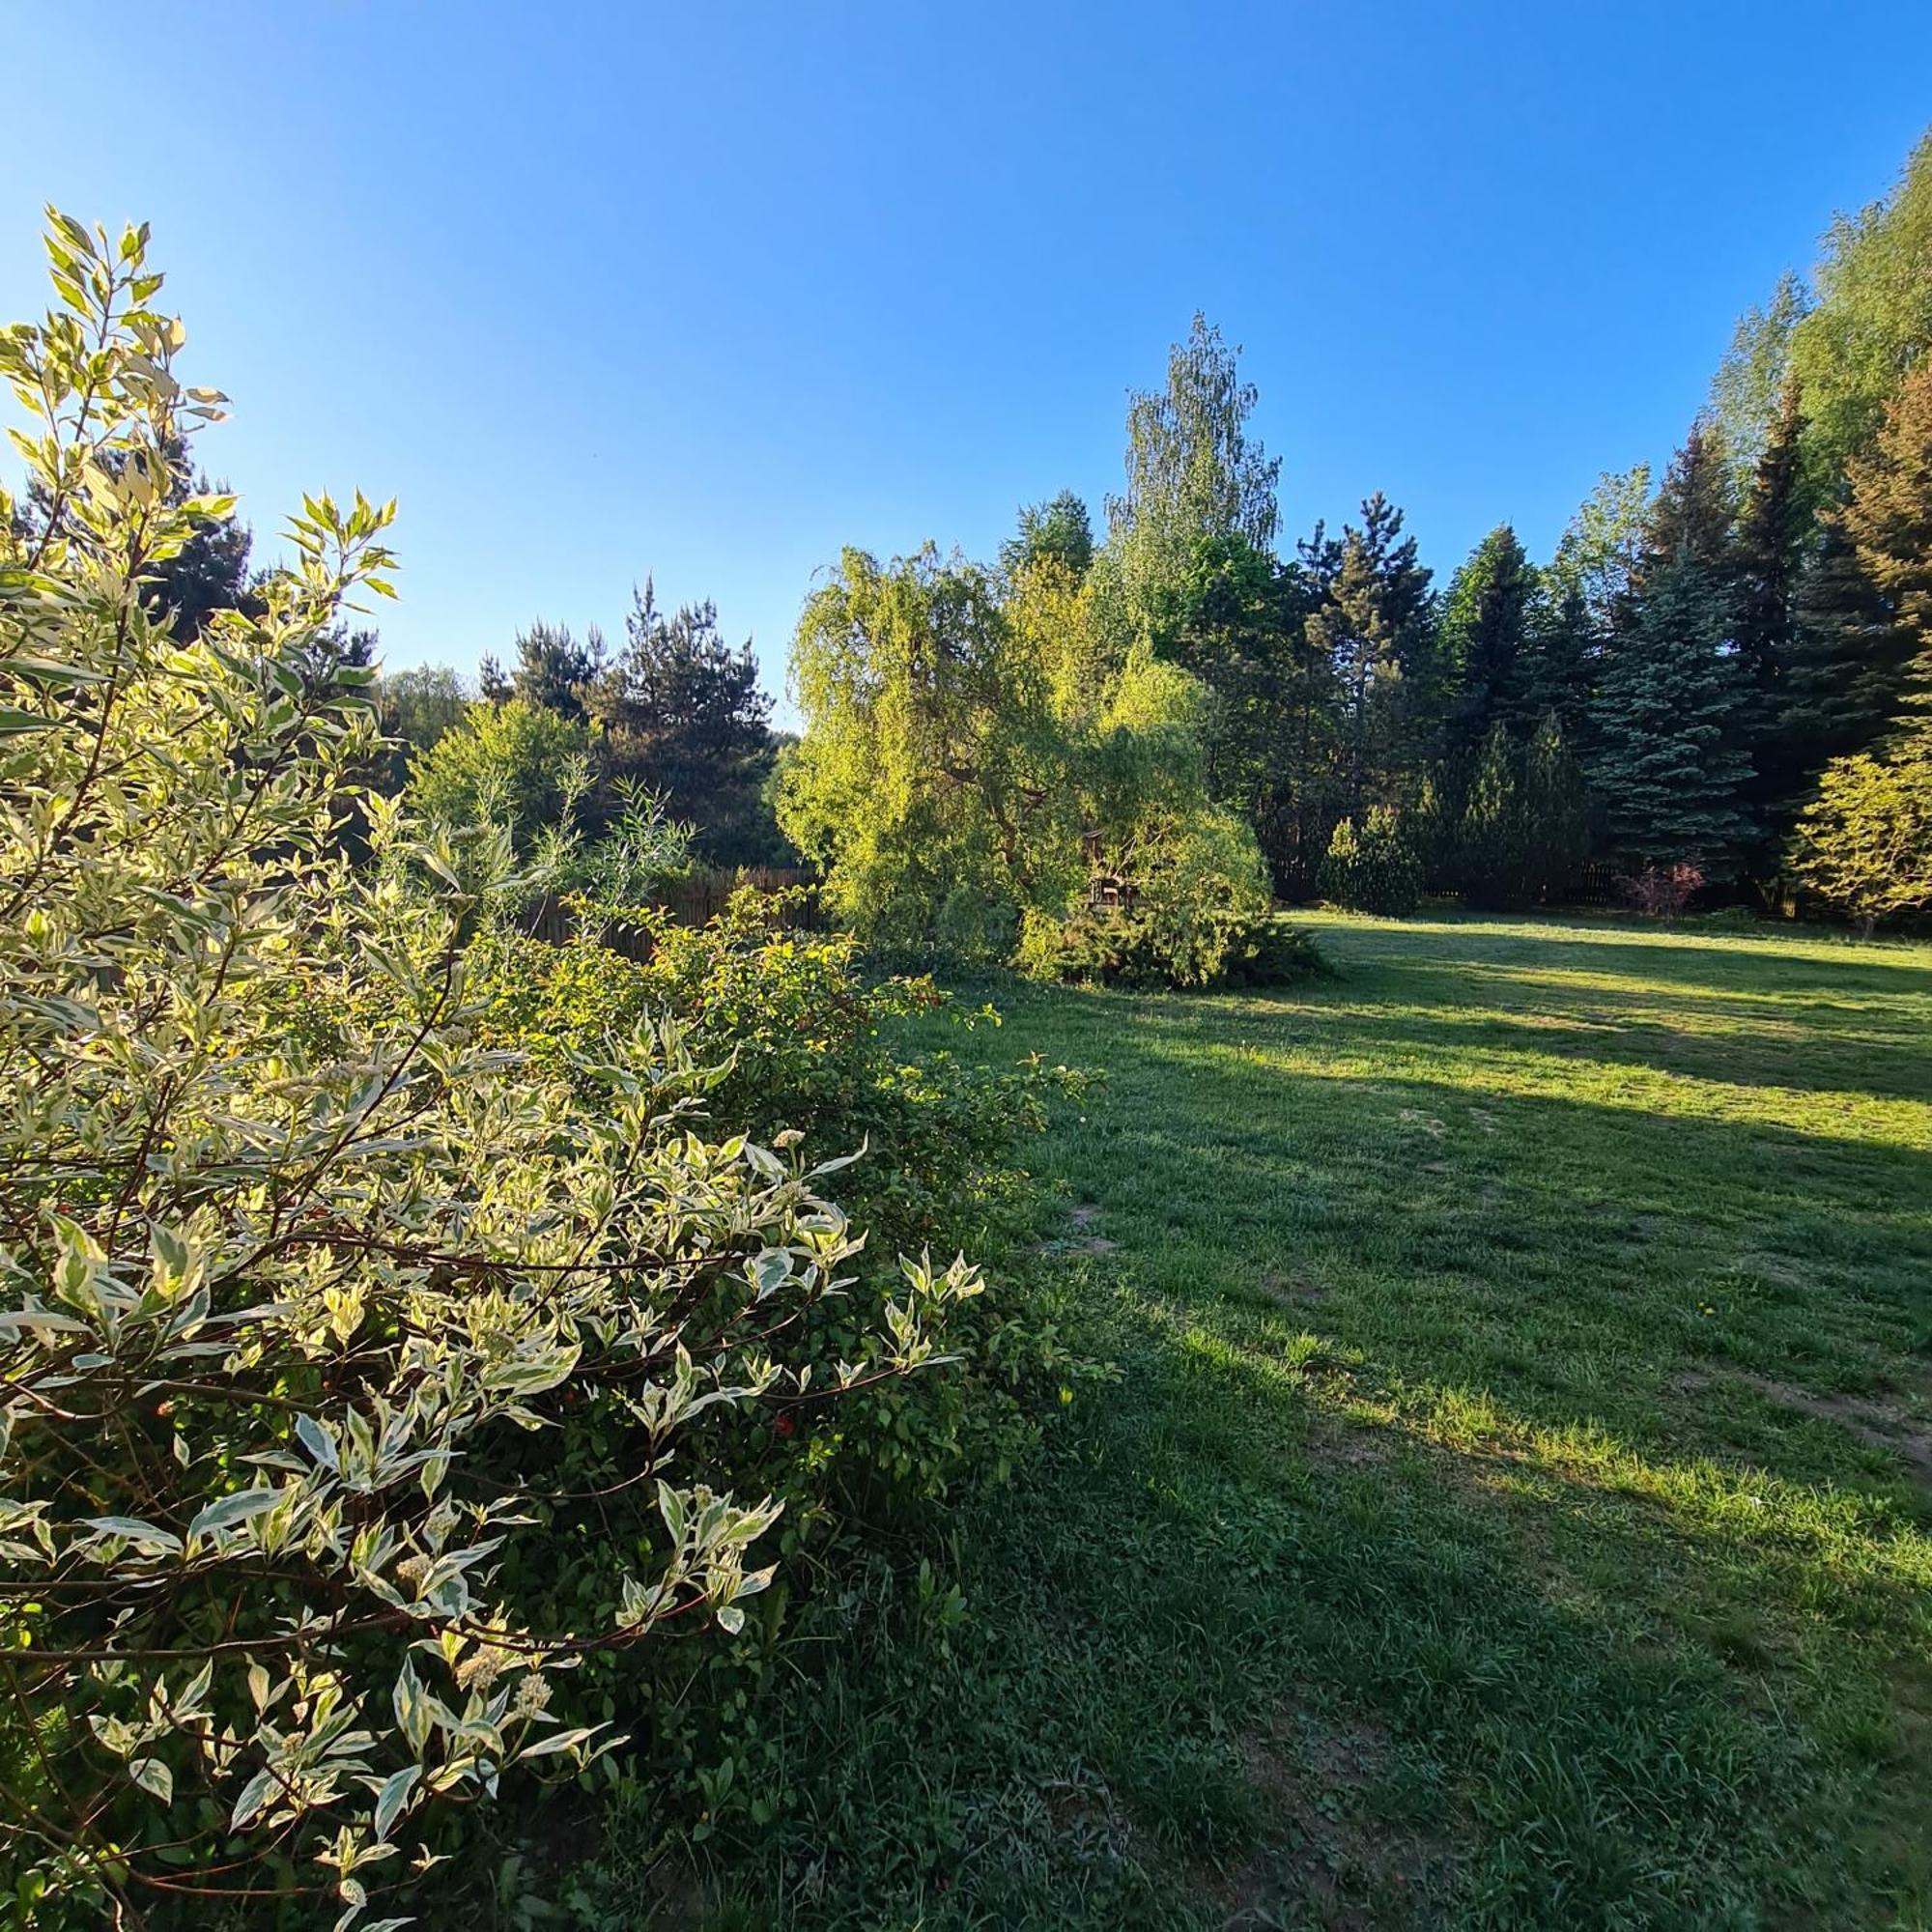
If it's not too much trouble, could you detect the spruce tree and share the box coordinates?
[1732,384,1811,845]
[1591,546,1754,868]
[1783,355,1932,781]
[1439,524,1544,767]
[1785,520,1893,770]
[1522,578,1596,749]
[1639,424,1737,583]
[1001,490,1095,582]
[1833,352,1932,724]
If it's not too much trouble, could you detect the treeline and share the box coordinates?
[135,489,798,868]
[384,587,793,867]
[781,129,1932,939]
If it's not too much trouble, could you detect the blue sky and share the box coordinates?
[4,2,1930,713]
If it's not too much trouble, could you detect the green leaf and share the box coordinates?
[229,1766,276,1831]
[187,1488,282,1541]
[371,1763,419,1840]
[515,1725,602,1761]
[295,1412,337,1471]
[82,1516,182,1554]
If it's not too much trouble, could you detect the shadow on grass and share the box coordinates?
[593,921,1932,1930]
[647,1276,1931,1929]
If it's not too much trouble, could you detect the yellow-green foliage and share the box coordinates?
[408,694,593,847]
[1790,724,1932,931]
[0,213,986,1926]
[777,547,1274,981]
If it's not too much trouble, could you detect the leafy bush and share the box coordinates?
[0,212,1004,1928]
[409,695,593,848]
[1619,862,1705,918]
[475,888,1069,1269]
[1318,806,1423,915]
[465,889,1086,1877]
[1788,726,1932,934]
[1017,901,1322,991]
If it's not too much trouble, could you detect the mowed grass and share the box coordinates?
[605,914,1932,1930]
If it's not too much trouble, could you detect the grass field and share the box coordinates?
[602,913,1932,1930]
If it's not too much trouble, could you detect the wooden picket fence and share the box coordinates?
[519,867,822,960]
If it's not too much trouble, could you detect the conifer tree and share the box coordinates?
[509,619,604,723]
[1439,524,1545,766]
[1307,494,1437,816]
[1172,532,1339,894]
[1001,490,1095,582]
[1590,546,1754,868]
[1638,424,1737,583]
[1785,520,1893,770]
[1782,355,1932,788]
[1833,352,1932,724]
[1452,716,1589,907]
[591,581,781,862]
[1732,384,1812,843]
[1522,578,1596,748]
[1591,432,1754,868]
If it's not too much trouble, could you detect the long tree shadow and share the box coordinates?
[812,926,1932,1926]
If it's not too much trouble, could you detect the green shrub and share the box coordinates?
[465,889,1088,1878]
[475,887,1069,1270]
[1318,806,1423,915]
[409,694,592,846]
[1788,724,1932,935]
[1017,901,1323,990]
[0,213,1025,1928]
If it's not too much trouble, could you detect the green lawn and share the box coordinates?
[605,913,1932,1930]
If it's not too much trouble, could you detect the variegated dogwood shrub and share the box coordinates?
[0,213,983,1929]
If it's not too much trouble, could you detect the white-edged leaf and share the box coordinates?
[371,1762,419,1839]
[187,1488,282,1540]
[81,1516,182,1553]
[515,1725,602,1761]
[295,1412,337,1471]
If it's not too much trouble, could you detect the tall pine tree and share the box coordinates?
[1731,384,1812,847]
[1307,494,1436,818]
[1439,524,1545,769]
[1590,434,1753,869]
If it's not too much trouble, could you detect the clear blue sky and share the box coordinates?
[5,2,1931,714]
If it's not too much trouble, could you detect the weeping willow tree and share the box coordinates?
[776,544,1268,971]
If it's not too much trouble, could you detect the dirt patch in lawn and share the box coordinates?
[1737,1373,1932,1485]
[1195,1695,1456,1928]
[1035,1204,1119,1258]
[1260,1269,1326,1309]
